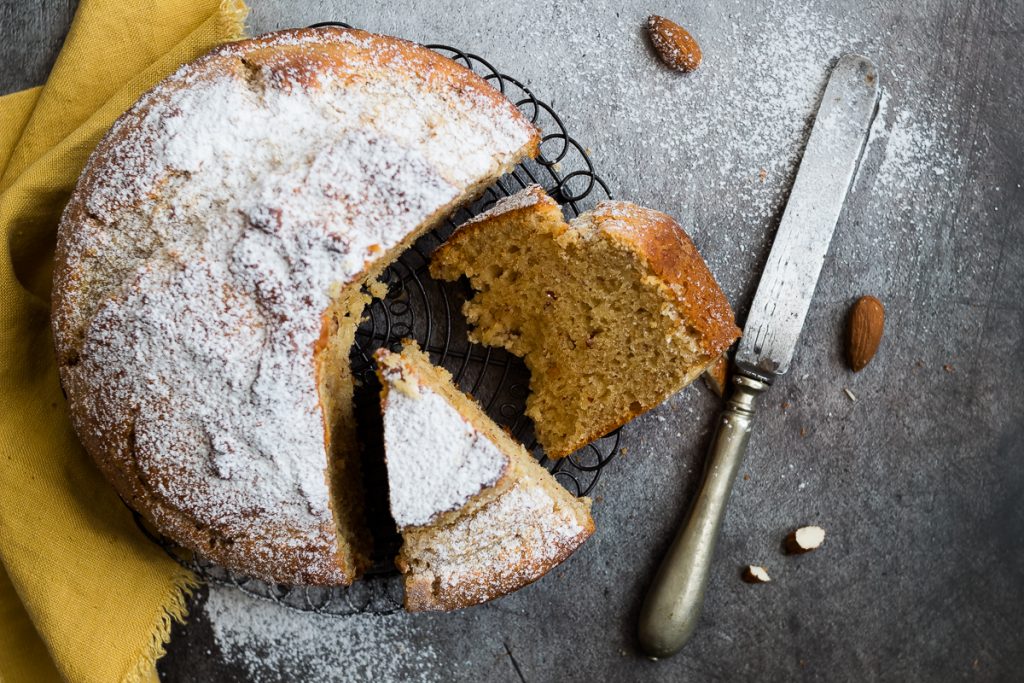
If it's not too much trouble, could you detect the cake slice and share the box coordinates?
[375,343,594,611]
[430,185,741,458]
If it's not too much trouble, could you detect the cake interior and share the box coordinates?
[431,198,717,458]
[316,290,374,578]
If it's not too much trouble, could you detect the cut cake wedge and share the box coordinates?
[375,342,594,611]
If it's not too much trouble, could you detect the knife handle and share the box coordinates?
[637,374,768,659]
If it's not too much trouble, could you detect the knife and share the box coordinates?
[637,54,880,659]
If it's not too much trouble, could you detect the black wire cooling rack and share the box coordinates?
[138,23,620,616]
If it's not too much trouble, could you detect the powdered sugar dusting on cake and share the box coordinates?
[461,183,552,227]
[379,359,508,529]
[54,28,537,581]
[406,480,590,607]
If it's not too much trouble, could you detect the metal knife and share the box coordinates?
[637,54,880,659]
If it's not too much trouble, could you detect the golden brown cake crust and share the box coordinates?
[586,200,741,359]
[52,28,539,585]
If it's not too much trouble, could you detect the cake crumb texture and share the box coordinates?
[431,185,740,457]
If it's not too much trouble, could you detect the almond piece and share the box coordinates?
[742,565,771,583]
[702,354,729,397]
[785,525,826,554]
[847,295,885,372]
[648,16,702,73]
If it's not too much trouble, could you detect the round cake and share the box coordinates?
[52,27,539,585]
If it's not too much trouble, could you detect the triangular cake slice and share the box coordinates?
[375,342,594,611]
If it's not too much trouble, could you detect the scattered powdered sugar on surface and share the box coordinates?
[58,28,535,577]
[868,92,964,207]
[204,585,441,683]
[526,0,965,296]
[381,363,508,529]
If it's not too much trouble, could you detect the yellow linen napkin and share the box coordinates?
[0,1,248,681]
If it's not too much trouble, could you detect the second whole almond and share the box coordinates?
[847,296,885,372]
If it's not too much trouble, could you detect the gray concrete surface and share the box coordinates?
[5,0,1023,680]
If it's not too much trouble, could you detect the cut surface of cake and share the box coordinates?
[376,343,594,611]
[430,185,741,458]
[51,27,539,585]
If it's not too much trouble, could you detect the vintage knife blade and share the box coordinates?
[736,55,880,380]
[637,54,880,659]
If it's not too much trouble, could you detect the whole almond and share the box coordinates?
[648,16,702,73]
[847,296,885,371]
